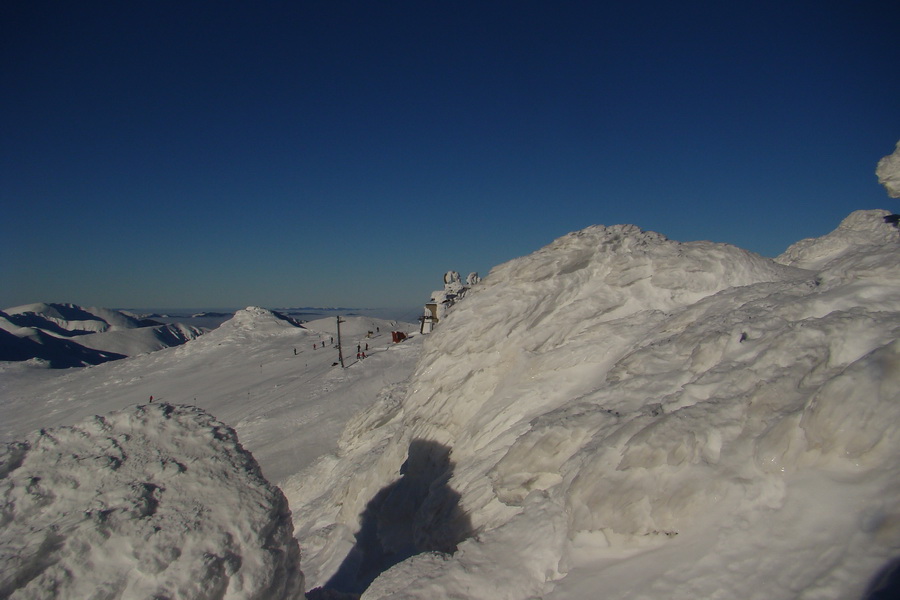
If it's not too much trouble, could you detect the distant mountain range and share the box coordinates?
[0,302,205,368]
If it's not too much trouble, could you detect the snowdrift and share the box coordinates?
[288,210,900,599]
[0,403,304,600]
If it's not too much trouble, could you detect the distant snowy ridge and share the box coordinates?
[0,302,204,367]
[0,403,304,600]
[3,302,157,334]
[287,210,900,599]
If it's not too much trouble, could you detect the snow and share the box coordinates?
[2,208,900,599]
[776,208,900,271]
[0,303,204,367]
[3,302,149,333]
[0,308,422,486]
[877,140,900,198]
[74,322,202,357]
[286,211,900,599]
[0,403,304,599]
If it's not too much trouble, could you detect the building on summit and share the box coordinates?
[420,271,480,333]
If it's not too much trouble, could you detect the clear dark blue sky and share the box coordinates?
[2,1,898,310]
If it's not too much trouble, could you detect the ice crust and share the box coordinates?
[0,403,304,600]
[288,211,900,599]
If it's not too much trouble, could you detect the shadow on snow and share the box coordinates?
[319,439,472,597]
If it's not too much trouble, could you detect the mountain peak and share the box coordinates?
[219,306,304,332]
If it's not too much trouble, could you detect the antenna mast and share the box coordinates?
[336,316,345,368]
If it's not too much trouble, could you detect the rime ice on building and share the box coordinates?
[420,271,479,333]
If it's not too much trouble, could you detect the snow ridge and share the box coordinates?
[776,209,900,271]
[291,212,900,599]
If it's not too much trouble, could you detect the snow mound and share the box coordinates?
[291,218,900,599]
[0,403,304,600]
[877,140,900,198]
[186,307,306,352]
[776,209,900,271]
[216,306,304,335]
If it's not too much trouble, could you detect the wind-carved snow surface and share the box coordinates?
[287,210,900,599]
[877,140,900,198]
[3,213,899,599]
[0,403,304,600]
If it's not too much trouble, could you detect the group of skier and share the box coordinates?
[311,337,335,351]
[299,339,370,361]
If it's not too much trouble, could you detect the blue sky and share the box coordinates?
[2,1,898,310]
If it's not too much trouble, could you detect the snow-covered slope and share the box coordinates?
[2,210,899,600]
[0,403,304,600]
[0,303,204,367]
[74,322,203,356]
[0,325,127,367]
[0,308,422,485]
[286,210,900,599]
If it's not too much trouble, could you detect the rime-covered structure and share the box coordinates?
[420,271,480,333]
